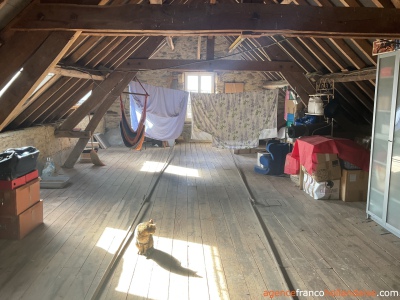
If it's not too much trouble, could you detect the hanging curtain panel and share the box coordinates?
[191,89,278,149]
[129,82,189,140]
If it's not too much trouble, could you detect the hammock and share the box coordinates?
[119,92,148,150]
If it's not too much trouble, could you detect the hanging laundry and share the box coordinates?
[191,90,278,149]
[129,82,189,140]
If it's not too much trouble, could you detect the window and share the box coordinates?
[185,72,214,119]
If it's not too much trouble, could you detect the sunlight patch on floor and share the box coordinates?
[96,227,227,299]
[140,161,200,177]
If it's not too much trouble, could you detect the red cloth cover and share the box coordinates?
[284,153,300,175]
[291,136,370,174]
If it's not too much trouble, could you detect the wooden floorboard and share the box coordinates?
[0,143,399,299]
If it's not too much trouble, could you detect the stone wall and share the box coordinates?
[0,117,105,172]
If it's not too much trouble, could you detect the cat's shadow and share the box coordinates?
[146,248,201,278]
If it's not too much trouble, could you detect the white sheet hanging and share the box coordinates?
[191,90,278,149]
[129,82,189,140]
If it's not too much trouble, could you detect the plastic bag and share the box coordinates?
[42,157,56,177]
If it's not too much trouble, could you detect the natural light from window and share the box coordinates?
[0,68,23,98]
[185,72,214,119]
[140,161,199,177]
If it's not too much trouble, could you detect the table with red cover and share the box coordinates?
[291,136,370,174]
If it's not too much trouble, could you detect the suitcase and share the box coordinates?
[0,147,40,180]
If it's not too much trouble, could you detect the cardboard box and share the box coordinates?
[284,153,300,175]
[0,200,43,240]
[340,169,369,202]
[302,169,340,200]
[311,153,341,182]
[0,179,40,216]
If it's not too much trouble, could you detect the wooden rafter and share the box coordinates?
[118,59,304,72]
[8,77,72,129]
[13,3,400,39]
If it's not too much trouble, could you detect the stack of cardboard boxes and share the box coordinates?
[298,153,369,201]
[0,170,43,239]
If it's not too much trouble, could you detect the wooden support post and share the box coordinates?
[0,31,81,131]
[197,36,201,60]
[62,36,164,168]
[206,36,215,60]
[62,72,136,168]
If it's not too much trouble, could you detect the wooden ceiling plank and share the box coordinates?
[24,74,61,108]
[328,38,367,69]
[36,80,88,124]
[109,37,149,69]
[307,0,377,67]
[342,81,374,111]
[64,36,102,65]
[64,35,88,58]
[310,37,349,71]
[88,36,127,67]
[101,37,141,68]
[282,72,315,101]
[270,36,315,73]
[335,84,372,123]
[390,0,400,8]
[283,37,322,72]
[50,81,94,122]
[79,36,119,66]
[118,59,303,72]
[28,78,83,125]
[13,3,400,39]
[7,77,72,129]
[354,81,375,101]
[297,37,338,72]
[0,31,81,131]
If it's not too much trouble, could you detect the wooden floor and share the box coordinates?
[0,143,399,300]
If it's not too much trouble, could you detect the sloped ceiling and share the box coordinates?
[1,0,400,138]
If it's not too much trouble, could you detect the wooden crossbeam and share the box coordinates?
[118,59,303,72]
[52,65,106,80]
[306,68,377,82]
[12,3,400,39]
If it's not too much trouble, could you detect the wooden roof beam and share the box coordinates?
[118,59,304,72]
[53,66,106,80]
[12,3,400,39]
[307,67,377,83]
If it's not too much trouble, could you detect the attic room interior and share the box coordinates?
[1,0,400,299]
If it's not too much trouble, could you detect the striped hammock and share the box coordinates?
[119,94,147,150]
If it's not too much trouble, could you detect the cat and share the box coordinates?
[134,219,156,257]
